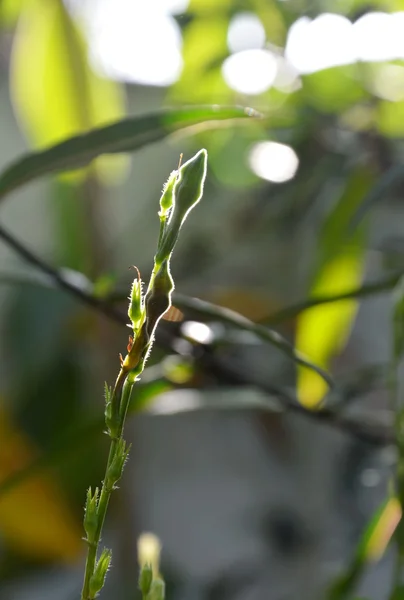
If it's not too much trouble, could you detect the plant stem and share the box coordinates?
[81,370,132,600]
[79,148,208,599]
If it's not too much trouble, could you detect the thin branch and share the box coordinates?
[263,271,404,325]
[0,223,394,446]
[0,224,333,389]
[0,223,127,326]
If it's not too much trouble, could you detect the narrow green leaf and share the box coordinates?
[0,106,259,202]
[328,497,401,600]
[295,170,371,408]
[349,164,404,232]
[10,0,127,185]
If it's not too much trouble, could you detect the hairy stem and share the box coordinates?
[81,369,132,600]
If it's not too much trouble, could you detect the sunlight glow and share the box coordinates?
[248,142,299,183]
[222,49,278,95]
[286,11,404,74]
[75,0,184,86]
[227,12,266,53]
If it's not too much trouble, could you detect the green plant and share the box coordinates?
[80,149,207,599]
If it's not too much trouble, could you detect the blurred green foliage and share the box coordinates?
[0,0,404,598]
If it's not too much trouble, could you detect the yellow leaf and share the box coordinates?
[10,0,127,184]
[296,169,372,408]
[0,407,82,562]
[364,496,401,562]
[296,250,364,408]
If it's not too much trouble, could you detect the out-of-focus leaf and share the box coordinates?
[205,127,263,188]
[251,0,286,46]
[362,496,401,561]
[171,15,229,103]
[188,0,232,13]
[378,99,404,137]
[0,0,23,26]
[348,164,404,232]
[296,170,372,408]
[296,252,364,407]
[266,269,404,325]
[10,0,127,185]
[0,106,258,201]
[328,497,401,600]
[0,377,171,499]
[303,65,366,113]
[393,276,404,361]
[0,405,81,561]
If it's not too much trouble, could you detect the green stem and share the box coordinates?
[81,372,133,600]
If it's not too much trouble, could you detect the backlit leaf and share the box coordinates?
[10,0,127,184]
[296,170,372,407]
[0,106,258,201]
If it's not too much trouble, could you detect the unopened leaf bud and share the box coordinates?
[84,487,99,543]
[157,149,207,261]
[138,563,153,597]
[147,578,165,600]
[159,170,177,217]
[128,271,144,330]
[89,548,112,598]
[105,438,131,489]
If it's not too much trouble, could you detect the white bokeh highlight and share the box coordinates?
[222,49,278,95]
[248,142,299,183]
[286,11,404,74]
[227,12,266,53]
[73,0,185,86]
[181,321,215,345]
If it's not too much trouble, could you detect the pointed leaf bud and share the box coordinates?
[128,270,144,330]
[159,170,177,217]
[105,438,131,490]
[89,547,112,598]
[147,578,165,600]
[157,149,207,261]
[84,487,99,544]
[138,563,153,597]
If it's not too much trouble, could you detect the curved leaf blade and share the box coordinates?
[0,106,259,201]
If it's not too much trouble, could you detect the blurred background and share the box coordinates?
[0,0,404,598]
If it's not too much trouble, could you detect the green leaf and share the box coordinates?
[10,0,127,185]
[378,99,404,138]
[328,497,401,600]
[348,165,404,231]
[170,15,229,103]
[0,0,23,27]
[303,65,367,113]
[295,169,372,408]
[0,106,258,202]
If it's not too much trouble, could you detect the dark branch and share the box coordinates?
[0,222,394,446]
